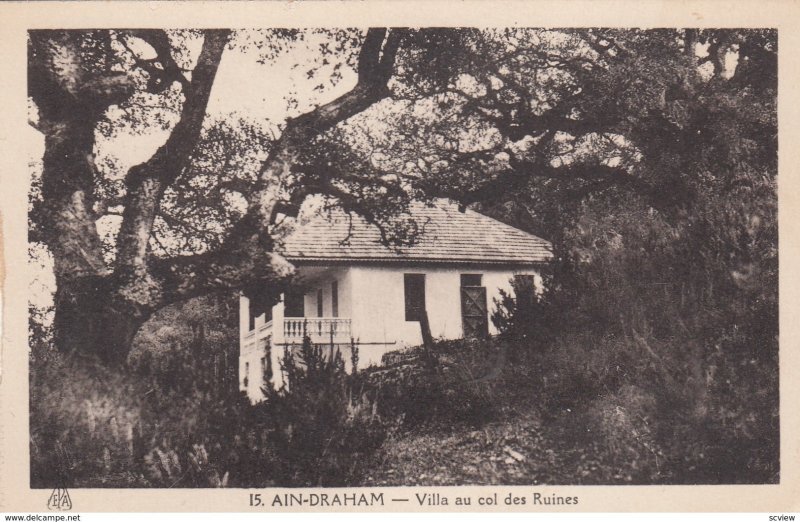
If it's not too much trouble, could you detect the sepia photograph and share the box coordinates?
[22,21,779,494]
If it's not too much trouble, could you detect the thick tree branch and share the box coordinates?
[176,28,409,305]
[115,30,230,286]
[286,28,405,142]
[242,28,406,231]
[706,38,728,78]
[509,158,619,179]
[508,156,667,208]
[29,31,139,122]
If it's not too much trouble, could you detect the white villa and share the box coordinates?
[239,199,552,401]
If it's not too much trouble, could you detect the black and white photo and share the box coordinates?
[17,19,782,499]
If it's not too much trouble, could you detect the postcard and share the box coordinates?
[0,0,798,514]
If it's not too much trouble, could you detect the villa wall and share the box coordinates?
[239,263,543,401]
[347,265,542,367]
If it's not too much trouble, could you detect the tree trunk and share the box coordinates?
[40,115,151,365]
[39,112,151,364]
[419,310,435,349]
[30,30,230,363]
[31,30,143,363]
[52,275,149,364]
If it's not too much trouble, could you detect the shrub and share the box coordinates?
[30,333,396,488]
[491,272,556,350]
[29,348,257,488]
[258,335,392,486]
[487,185,778,484]
[585,385,662,483]
[369,338,502,429]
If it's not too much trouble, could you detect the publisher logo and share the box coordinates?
[47,488,72,511]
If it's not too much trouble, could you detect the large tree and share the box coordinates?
[29,28,409,364]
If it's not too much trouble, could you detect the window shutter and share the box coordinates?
[461,274,483,287]
[404,274,426,321]
[331,280,339,318]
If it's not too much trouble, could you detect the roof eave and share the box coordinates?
[285,256,553,267]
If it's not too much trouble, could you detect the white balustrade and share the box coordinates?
[282,317,352,342]
[243,318,352,350]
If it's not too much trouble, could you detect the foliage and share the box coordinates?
[28,302,54,357]
[30,294,244,487]
[128,293,240,396]
[30,330,392,488]
[258,335,392,486]
[369,338,518,429]
[29,349,247,488]
[478,28,778,483]
[487,186,777,482]
[491,272,557,351]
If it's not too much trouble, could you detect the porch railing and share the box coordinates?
[283,317,352,343]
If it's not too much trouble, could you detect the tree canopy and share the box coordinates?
[28,28,776,363]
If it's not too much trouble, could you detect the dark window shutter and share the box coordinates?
[331,280,339,318]
[513,274,536,298]
[404,274,426,321]
[461,285,488,338]
[461,274,483,287]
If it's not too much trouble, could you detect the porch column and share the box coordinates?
[272,294,286,345]
[239,293,250,342]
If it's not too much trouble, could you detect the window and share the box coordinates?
[243,362,250,388]
[461,274,483,287]
[404,273,426,321]
[317,288,324,317]
[460,275,488,338]
[331,280,339,318]
[284,289,304,317]
[513,274,536,294]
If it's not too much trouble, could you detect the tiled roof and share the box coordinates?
[279,200,552,265]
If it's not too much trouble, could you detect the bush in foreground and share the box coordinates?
[29,333,392,488]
